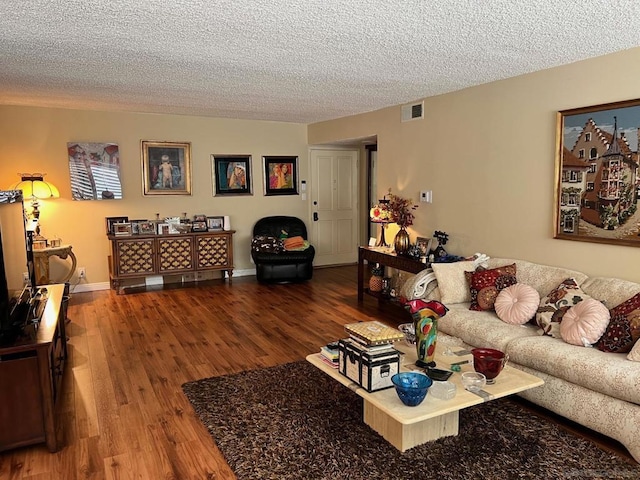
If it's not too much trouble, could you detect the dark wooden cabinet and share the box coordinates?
[108,231,235,291]
[357,246,430,302]
[0,283,67,452]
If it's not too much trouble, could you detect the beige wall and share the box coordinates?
[4,47,640,288]
[0,106,309,287]
[309,47,640,283]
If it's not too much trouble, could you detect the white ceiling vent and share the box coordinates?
[401,101,424,122]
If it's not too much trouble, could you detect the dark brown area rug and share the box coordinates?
[182,361,640,480]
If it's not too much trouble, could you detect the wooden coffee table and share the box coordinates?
[306,341,543,452]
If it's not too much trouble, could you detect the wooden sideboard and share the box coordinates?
[108,230,235,292]
[0,283,67,452]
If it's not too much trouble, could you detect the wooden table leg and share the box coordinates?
[357,247,365,302]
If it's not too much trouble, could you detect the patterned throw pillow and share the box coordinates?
[597,292,640,353]
[251,235,284,253]
[536,278,590,338]
[465,264,517,311]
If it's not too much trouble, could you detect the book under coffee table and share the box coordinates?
[306,342,544,452]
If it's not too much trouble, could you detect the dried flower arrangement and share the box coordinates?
[387,189,418,228]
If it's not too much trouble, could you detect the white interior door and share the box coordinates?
[309,148,359,266]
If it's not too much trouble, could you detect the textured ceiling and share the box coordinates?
[1,0,640,124]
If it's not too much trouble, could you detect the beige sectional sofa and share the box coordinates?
[402,257,640,462]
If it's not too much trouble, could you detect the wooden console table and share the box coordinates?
[0,284,67,452]
[33,244,77,285]
[108,230,235,293]
[358,246,430,302]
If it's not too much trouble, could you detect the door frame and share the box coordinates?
[366,144,378,241]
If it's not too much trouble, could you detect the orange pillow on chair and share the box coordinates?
[283,236,305,250]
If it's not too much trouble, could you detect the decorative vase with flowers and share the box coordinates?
[387,189,418,255]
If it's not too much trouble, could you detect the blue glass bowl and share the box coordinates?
[391,372,433,406]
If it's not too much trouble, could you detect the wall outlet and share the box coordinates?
[23,272,29,284]
[78,267,86,279]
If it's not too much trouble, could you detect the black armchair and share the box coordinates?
[251,216,315,283]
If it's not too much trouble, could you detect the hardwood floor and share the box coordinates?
[0,265,633,478]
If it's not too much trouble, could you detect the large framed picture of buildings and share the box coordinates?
[555,99,640,247]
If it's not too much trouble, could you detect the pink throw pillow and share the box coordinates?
[560,298,610,347]
[495,284,540,325]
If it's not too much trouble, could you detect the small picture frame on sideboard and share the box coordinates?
[114,223,132,236]
[157,223,170,235]
[192,221,208,232]
[207,216,224,231]
[106,216,129,234]
[138,221,156,235]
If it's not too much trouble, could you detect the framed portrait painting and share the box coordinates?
[555,98,640,247]
[211,154,252,196]
[141,141,192,195]
[263,156,299,196]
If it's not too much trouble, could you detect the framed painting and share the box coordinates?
[68,142,122,200]
[263,156,298,196]
[211,154,252,196]
[555,99,640,247]
[141,141,192,195]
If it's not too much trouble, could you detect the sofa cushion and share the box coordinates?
[597,291,640,354]
[559,298,610,347]
[580,276,640,309]
[437,303,538,352]
[486,258,588,298]
[536,278,590,338]
[628,340,640,362]
[430,261,475,304]
[251,246,315,264]
[465,264,517,311]
[505,335,640,405]
[494,283,540,325]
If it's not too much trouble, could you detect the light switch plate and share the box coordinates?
[420,190,433,203]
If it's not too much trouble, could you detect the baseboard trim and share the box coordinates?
[68,269,257,293]
[232,268,256,278]
[70,282,111,293]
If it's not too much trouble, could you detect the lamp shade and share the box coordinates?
[370,199,390,223]
[12,173,60,199]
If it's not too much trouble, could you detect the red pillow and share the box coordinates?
[597,292,640,353]
[465,264,517,311]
